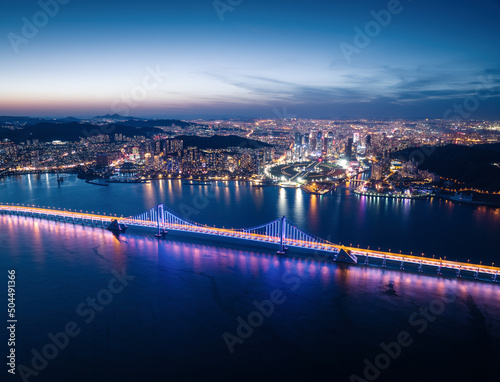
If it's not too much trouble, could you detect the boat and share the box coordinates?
[448,192,473,202]
[85,179,109,187]
[183,181,211,186]
[353,189,427,199]
[279,182,299,188]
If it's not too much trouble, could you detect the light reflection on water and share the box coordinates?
[2,213,498,299]
[1,175,500,262]
[1,213,499,381]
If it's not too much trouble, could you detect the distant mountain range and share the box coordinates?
[120,119,197,128]
[0,115,198,128]
[93,114,132,120]
[0,116,54,125]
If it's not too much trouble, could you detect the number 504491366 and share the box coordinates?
[8,270,15,318]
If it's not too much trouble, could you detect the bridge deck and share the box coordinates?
[1,205,498,280]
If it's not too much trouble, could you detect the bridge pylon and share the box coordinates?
[155,204,167,238]
[277,216,287,255]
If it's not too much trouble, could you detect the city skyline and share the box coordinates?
[1,0,500,119]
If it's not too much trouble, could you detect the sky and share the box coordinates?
[1,0,499,120]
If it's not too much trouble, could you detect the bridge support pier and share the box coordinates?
[418,261,423,273]
[400,259,404,270]
[437,263,442,275]
[474,268,479,280]
[382,255,387,268]
[456,266,462,278]
[155,229,168,238]
[364,255,369,265]
[493,272,498,282]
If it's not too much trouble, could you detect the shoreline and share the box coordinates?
[353,189,429,200]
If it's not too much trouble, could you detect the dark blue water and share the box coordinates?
[1,174,499,382]
[2,174,500,263]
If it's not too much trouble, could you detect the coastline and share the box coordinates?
[353,189,429,200]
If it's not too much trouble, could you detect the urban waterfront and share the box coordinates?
[1,174,499,381]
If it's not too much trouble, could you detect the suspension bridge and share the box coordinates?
[0,203,498,283]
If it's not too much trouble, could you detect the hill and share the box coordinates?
[120,119,199,128]
[175,135,271,150]
[0,122,163,143]
[393,143,500,191]
[0,115,199,129]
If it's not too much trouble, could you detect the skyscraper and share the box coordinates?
[316,131,323,152]
[294,132,301,157]
[309,131,317,154]
[345,137,353,161]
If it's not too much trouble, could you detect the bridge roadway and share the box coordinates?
[1,204,498,282]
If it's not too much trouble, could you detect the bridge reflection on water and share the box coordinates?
[1,203,499,284]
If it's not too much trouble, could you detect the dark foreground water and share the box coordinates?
[1,175,499,382]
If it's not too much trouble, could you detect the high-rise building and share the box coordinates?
[353,132,360,144]
[294,132,302,157]
[365,134,372,147]
[303,135,309,155]
[294,132,301,147]
[257,148,272,174]
[316,131,323,152]
[323,136,329,154]
[327,132,334,154]
[345,137,353,160]
[161,139,184,155]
